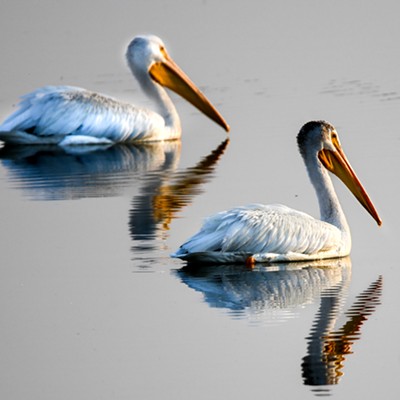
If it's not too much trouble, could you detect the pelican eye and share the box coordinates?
[159,46,168,58]
[331,131,340,147]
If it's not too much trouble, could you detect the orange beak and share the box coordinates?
[149,51,230,132]
[318,136,382,226]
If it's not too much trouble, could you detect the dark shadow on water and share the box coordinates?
[175,257,382,395]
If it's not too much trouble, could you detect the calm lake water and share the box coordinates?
[0,1,399,399]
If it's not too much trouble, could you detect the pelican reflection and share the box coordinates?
[0,139,229,245]
[302,275,382,393]
[176,257,352,322]
[176,258,382,392]
[0,142,181,200]
[129,139,230,241]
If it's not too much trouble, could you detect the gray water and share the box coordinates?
[0,1,398,399]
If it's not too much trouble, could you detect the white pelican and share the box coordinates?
[0,35,229,145]
[172,121,382,264]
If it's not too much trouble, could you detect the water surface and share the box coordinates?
[0,1,398,399]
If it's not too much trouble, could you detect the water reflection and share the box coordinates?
[0,142,182,200]
[129,139,230,264]
[0,139,230,263]
[303,275,382,396]
[176,258,382,394]
[129,139,229,240]
[176,258,352,323]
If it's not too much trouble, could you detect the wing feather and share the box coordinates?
[0,86,164,143]
[174,204,341,258]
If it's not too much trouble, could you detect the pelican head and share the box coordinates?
[126,35,230,132]
[297,121,382,226]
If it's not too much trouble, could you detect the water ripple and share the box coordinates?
[302,275,383,394]
[321,79,400,102]
[0,142,181,200]
[0,140,230,268]
[175,257,352,325]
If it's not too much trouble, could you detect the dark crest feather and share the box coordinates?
[297,120,332,157]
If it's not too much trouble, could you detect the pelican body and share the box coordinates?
[0,35,229,146]
[172,121,381,264]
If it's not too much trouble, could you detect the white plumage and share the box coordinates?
[172,121,381,264]
[0,35,229,145]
